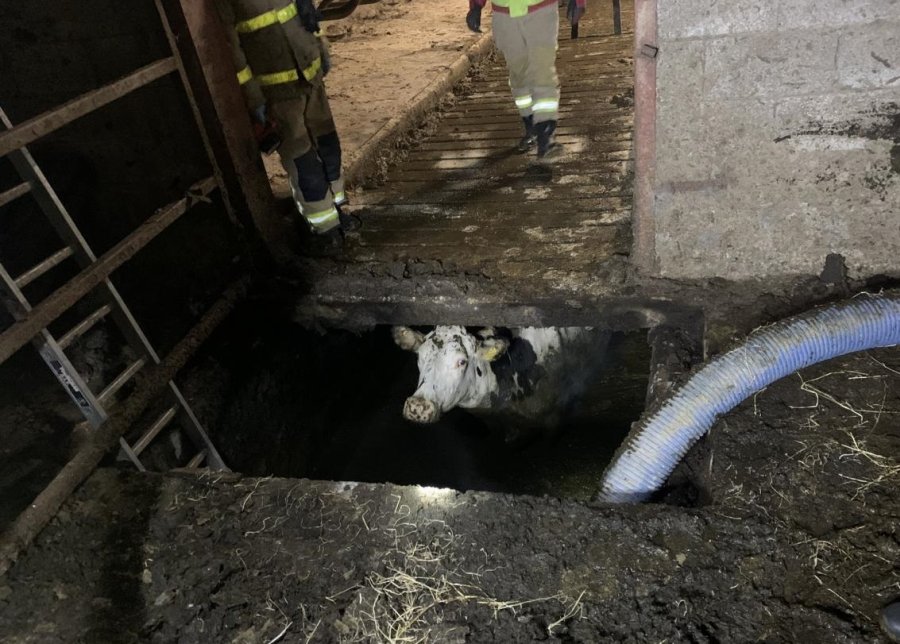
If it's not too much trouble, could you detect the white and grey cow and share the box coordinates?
[393,325,610,437]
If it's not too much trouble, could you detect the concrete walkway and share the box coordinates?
[289,4,637,324]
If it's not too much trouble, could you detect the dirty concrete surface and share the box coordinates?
[1,2,899,643]
[0,346,898,642]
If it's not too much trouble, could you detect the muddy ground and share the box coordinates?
[0,341,897,642]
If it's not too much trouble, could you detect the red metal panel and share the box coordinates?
[632,0,658,273]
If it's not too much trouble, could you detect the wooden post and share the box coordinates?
[155,0,291,265]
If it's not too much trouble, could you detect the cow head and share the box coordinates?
[392,326,508,423]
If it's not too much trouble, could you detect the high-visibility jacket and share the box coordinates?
[216,0,327,110]
[472,0,585,19]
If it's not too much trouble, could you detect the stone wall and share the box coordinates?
[653,0,900,279]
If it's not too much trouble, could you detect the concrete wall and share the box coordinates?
[653,0,900,279]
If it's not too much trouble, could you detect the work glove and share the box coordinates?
[567,0,586,26]
[250,104,281,154]
[296,0,321,34]
[252,103,268,125]
[466,0,483,33]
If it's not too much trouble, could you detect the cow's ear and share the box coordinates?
[477,337,508,362]
[392,326,425,352]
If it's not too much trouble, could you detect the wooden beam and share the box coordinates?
[0,58,177,158]
[156,0,289,264]
[0,182,31,209]
[0,177,217,365]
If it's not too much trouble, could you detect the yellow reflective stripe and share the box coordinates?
[514,95,533,108]
[255,58,321,86]
[257,68,299,85]
[302,56,322,81]
[236,66,253,85]
[333,191,346,204]
[493,0,543,17]
[307,206,339,227]
[533,100,559,112]
[235,2,297,33]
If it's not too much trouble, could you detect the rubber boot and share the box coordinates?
[535,119,561,160]
[516,115,536,153]
[337,204,361,232]
[299,226,344,257]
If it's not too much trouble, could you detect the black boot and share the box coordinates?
[337,205,361,232]
[516,115,536,153]
[299,226,344,257]
[535,119,561,159]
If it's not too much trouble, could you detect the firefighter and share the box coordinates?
[466,0,586,159]
[217,0,354,250]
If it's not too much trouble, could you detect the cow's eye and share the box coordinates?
[456,358,468,369]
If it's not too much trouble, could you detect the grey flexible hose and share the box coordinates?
[599,292,900,504]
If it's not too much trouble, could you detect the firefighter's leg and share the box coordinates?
[271,96,340,234]
[305,84,346,207]
[492,12,536,152]
[524,5,561,158]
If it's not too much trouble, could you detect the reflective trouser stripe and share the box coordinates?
[235,2,297,33]
[330,174,347,206]
[532,99,558,113]
[236,66,253,85]
[306,206,339,230]
[255,57,321,86]
[514,94,533,116]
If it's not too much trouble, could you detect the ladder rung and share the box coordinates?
[58,304,113,350]
[118,437,147,472]
[97,357,146,405]
[14,247,74,288]
[0,182,31,209]
[131,404,179,456]
[186,449,208,470]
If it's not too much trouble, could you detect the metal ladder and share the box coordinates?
[0,106,227,472]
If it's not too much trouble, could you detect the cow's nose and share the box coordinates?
[403,396,440,424]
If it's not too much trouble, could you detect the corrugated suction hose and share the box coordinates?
[599,292,900,504]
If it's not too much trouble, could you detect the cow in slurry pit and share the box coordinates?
[392,325,610,440]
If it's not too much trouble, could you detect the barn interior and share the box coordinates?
[1,1,899,642]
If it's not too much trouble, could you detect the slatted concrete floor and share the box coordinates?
[303,5,635,312]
